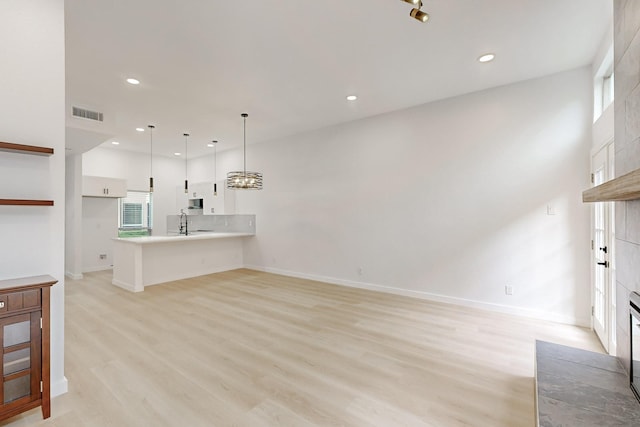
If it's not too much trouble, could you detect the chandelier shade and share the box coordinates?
[227,113,263,190]
[227,171,263,190]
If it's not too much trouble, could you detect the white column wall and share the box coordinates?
[613,0,640,372]
[0,0,67,396]
[65,154,84,279]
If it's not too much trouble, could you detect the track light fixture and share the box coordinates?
[410,6,429,23]
[400,0,429,23]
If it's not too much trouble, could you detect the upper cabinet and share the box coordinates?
[209,180,235,214]
[176,180,236,215]
[82,176,127,198]
[0,142,54,206]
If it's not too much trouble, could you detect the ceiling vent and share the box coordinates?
[72,106,103,122]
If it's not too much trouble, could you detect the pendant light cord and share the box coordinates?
[148,124,155,192]
[184,133,189,193]
[242,113,248,178]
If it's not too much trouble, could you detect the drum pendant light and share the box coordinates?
[227,113,263,190]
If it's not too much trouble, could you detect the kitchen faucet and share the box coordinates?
[179,209,189,235]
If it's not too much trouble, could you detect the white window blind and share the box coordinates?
[119,191,152,229]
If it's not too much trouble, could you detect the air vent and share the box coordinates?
[72,106,103,122]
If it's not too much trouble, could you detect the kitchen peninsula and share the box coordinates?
[112,214,255,292]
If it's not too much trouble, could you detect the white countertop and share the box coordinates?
[113,232,255,245]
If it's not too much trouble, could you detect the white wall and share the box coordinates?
[82,197,118,272]
[0,0,67,395]
[227,67,593,326]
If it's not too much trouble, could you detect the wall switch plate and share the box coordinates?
[546,204,556,215]
[99,254,107,260]
[505,285,513,295]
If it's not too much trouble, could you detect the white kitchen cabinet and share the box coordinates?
[177,180,235,215]
[207,180,235,214]
[82,176,127,198]
[188,182,210,200]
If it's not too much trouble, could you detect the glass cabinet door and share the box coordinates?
[1,313,40,406]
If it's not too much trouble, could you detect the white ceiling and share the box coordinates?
[65,0,612,158]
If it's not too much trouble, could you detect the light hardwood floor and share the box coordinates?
[0,269,602,427]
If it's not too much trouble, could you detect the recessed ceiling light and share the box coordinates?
[136,127,145,132]
[111,141,120,145]
[126,78,140,85]
[478,53,495,63]
[346,95,358,101]
[174,152,181,156]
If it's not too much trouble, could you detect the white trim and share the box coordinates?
[111,278,140,293]
[65,271,83,280]
[244,265,590,327]
[82,265,113,273]
[51,376,68,398]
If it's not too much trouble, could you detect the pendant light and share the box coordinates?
[227,113,263,190]
[183,133,189,193]
[212,140,218,196]
[148,124,155,192]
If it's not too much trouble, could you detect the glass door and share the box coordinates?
[0,312,40,408]
[591,142,616,354]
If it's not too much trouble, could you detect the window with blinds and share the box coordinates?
[122,203,143,226]
[118,191,152,236]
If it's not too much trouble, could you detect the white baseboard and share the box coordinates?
[51,376,68,398]
[244,264,589,327]
[111,278,140,293]
[82,266,112,273]
[65,271,83,280]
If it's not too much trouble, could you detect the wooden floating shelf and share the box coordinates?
[583,167,640,202]
[0,199,54,206]
[0,141,54,156]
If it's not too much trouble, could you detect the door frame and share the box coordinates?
[590,138,615,355]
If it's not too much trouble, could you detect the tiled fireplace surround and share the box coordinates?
[614,0,640,373]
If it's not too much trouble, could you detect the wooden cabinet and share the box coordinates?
[0,275,57,422]
[82,176,127,198]
[0,142,54,206]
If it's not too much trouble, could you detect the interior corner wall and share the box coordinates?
[236,67,594,326]
[613,0,640,373]
[0,0,67,395]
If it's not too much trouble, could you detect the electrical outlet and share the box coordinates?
[505,285,513,295]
